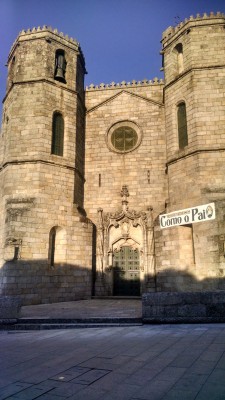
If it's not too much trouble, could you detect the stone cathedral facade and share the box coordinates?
[0,12,225,305]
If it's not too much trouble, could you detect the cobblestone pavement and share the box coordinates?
[1,324,225,399]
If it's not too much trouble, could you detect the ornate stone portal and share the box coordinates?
[95,186,156,296]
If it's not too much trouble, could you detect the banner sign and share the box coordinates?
[160,203,215,229]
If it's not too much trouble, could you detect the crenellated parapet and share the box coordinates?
[162,11,225,47]
[8,26,84,64]
[86,77,164,91]
[19,25,79,45]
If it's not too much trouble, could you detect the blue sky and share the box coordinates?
[1,0,225,114]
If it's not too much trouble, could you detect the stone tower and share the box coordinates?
[158,12,225,289]
[0,27,93,304]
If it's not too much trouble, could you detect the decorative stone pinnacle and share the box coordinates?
[85,78,164,91]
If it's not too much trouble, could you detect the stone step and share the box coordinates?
[19,317,142,323]
[92,296,142,299]
[0,317,143,330]
[4,322,143,330]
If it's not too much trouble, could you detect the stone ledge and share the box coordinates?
[0,319,18,325]
[143,316,225,323]
[0,297,22,318]
[142,291,225,323]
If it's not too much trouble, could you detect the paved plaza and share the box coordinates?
[20,299,142,319]
[1,323,225,400]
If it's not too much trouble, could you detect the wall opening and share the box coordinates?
[54,49,66,83]
[177,102,188,149]
[174,43,184,74]
[49,226,67,267]
[51,112,64,156]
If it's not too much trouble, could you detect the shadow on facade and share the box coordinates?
[0,259,225,306]
[94,268,225,297]
[154,268,225,292]
[0,259,93,306]
[91,224,97,297]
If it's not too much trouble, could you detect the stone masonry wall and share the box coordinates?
[164,70,225,162]
[142,291,225,323]
[84,82,166,224]
[84,82,166,296]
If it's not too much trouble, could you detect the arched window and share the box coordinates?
[51,112,64,156]
[174,43,184,74]
[177,102,188,149]
[54,49,66,82]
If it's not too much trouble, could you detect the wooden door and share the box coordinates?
[113,246,140,296]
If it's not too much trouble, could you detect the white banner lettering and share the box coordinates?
[160,203,215,229]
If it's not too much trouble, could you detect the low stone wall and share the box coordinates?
[142,291,225,323]
[0,296,22,319]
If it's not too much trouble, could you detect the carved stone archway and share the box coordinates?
[94,186,155,296]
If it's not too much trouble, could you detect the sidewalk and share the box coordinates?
[1,323,225,399]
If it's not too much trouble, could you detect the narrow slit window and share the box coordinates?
[51,113,64,156]
[7,56,16,89]
[49,227,56,267]
[48,226,66,267]
[177,102,188,149]
[175,43,184,74]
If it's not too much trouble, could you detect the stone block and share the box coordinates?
[206,303,225,317]
[142,292,183,306]
[0,296,22,318]
[142,291,225,322]
[177,304,206,317]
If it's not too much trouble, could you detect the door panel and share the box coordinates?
[113,246,140,296]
